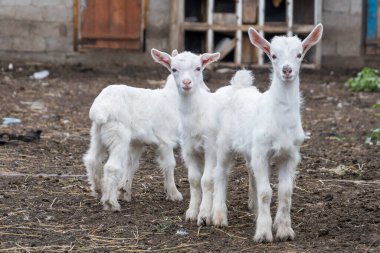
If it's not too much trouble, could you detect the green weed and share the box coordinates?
[365,102,380,145]
[345,67,380,92]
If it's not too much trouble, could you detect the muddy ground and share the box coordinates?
[0,62,379,252]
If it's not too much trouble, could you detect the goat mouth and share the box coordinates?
[282,75,294,81]
[182,86,192,91]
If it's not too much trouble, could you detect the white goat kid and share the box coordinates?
[151,49,252,226]
[212,24,323,242]
[83,74,183,211]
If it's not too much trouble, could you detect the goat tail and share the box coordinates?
[89,101,109,125]
[230,69,254,89]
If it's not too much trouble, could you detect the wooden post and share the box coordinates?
[207,0,214,53]
[258,0,265,65]
[286,0,293,36]
[235,0,243,64]
[314,0,322,68]
[73,0,78,51]
[170,0,184,51]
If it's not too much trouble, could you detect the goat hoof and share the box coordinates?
[91,191,100,199]
[185,208,198,222]
[102,200,121,212]
[253,230,273,243]
[248,198,256,212]
[122,192,132,202]
[275,225,295,241]
[212,211,228,227]
[197,214,211,226]
[166,190,183,202]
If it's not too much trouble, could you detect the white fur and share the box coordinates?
[212,24,323,242]
[83,75,183,211]
[151,49,253,226]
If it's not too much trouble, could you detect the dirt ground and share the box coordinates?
[0,62,379,252]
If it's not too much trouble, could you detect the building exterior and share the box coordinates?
[0,0,377,68]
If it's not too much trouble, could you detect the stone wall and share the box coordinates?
[0,0,74,53]
[145,0,171,52]
[0,0,370,68]
[321,0,364,67]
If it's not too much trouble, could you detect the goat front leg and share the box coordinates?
[157,145,183,201]
[183,150,203,222]
[212,150,233,227]
[273,152,300,241]
[197,149,216,226]
[251,151,273,243]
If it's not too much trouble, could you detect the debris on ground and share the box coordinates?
[31,70,49,79]
[0,130,42,145]
[2,117,21,126]
[176,228,188,236]
[20,101,46,112]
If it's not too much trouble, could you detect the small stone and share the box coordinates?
[318,229,329,237]
[324,193,333,201]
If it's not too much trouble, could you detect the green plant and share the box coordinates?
[345,67,380,92]
[365,102,380,145]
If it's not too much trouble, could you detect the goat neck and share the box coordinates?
[269,74,301,111]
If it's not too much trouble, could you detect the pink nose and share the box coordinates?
[282,65,292,75]
[182,79,192,86]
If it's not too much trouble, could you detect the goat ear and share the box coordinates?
[248,27,271,56]
[171,49,179,57]
[151,48,172,71]
[200,52,220,68]
[302,24,323,55]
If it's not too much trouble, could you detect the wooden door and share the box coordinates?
[80,0,142,49]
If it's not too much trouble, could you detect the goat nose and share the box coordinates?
[282,65,292,75]
[182,79,192,85]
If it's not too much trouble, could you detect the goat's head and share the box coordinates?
[151,49,220,94]
[248,24,323,83]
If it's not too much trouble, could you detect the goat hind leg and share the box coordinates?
[83,124,107,198]
[100,124,130,211]
[120,143,144,202]
[245,154,257,213]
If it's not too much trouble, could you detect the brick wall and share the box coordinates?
[0,0,74,53]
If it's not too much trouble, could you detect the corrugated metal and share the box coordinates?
[367,0,378,39]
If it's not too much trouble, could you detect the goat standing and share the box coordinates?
[151,49,252,225]
[83,75,183,211]
[212,24,323,242]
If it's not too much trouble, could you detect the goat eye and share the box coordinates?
[195,67,201,71]
[172,68,177,73]
[271,54,277,60]
[297,53,302,59]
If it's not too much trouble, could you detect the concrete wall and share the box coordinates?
[145,0,171,52]
[321,0,365,67]
[0,0,371,68]
[0,0,74,54]
[0,0,170,65]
